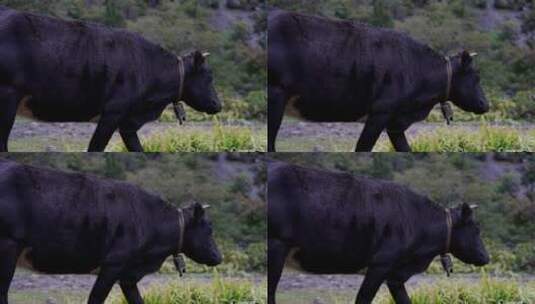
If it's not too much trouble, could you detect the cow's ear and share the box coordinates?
[193,51,205,70]
[193,202,205,220]
[461,50,473,71]
[461,202,473,223]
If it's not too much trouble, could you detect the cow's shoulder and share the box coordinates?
[0,159,24,180]
[0,7,30,29]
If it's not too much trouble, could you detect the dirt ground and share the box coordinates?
[276,272,535,304]
[10,270,264,304]
[276,120,535,152]
[7,119,262,152]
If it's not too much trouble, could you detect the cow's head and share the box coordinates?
[182,203,222,266]
[449,203,489,266]
[449,51,489,115]
[182,51,222,115]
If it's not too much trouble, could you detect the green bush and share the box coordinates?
[112,120,266,152]
[391,125,534,152]
[111,274,266,304]
[379,276,535,304]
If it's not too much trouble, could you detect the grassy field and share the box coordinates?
[8,120,266,152]
[111,122,266,152]
[110,275,266,304]
[9,273,265,304]
[277,122,535,152]
[277,275,535,304]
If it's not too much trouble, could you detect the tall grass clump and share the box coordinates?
[112,120,265,152]
[111,274,266,304]
[377,275,535,304]
[401,125,534,152]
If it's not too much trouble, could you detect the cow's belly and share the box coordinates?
[17,95,101,122]
[285,96,367,123]
[17,247,100,274]
[286,247,366,274]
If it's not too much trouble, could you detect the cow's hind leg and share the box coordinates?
[88,100,129,152]
[386,280,411,304]
[355,113,391,152]
[0,239,21,304]
[268,238,289,304]
[0,87,22,152]
[119,281,143,304]
[119,130,143,152]
[354,266,391,304]
[386,130,411,152]
[268,85,287,152]
[87,265,124,304]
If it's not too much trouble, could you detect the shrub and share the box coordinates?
[399,125,533,152]
[111,274,266,304]
[112,120,265,152]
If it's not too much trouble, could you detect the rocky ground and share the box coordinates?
[10,270,264,304]
[7,119,263,152]
[276,120,535,152]
[276,272,535,304]
[278,272,535,291]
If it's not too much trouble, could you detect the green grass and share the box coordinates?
[112,121,266,152]
[111,274,266,304]
[395,125,535,152]
[278,276,535,304]
[379,276,535,304]
[278,124,535,152]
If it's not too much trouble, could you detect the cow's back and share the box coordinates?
[268,10,441,122]
[268,162,436,273]
[0,7,175,122]
[0,160,175,273]
[269,11,379,121]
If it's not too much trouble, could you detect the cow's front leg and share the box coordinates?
[119,281,144,304]
[0,86,22,152]
[119,130,143,152]
[87,265,123,304]
[268,85,287,152]
[387,130,411,152]
[268,238,289,304]
[88,105,125,152]
[0,239,21,304]
[387,280,411,304]
[355,265,390,304]
[355,113,390,152]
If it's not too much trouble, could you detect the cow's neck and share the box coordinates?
[174,207,195,254]
[415,207,452,261]
[144,51,186,105]
[411,54,453,111]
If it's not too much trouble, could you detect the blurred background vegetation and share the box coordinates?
[272,153,535,275]
[2,153,266,274]
[0,0,267,122]
[270,0,535,123]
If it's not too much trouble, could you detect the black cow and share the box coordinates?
[0,6,222,152]
[0,159,222,304]
[268,10,489,152]
[268,162,489,304]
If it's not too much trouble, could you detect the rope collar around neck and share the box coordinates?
[444,57,452,102]
[173,56,186,125]
[440,57,454,125]
[176,208,185,253]
[177,56,185,101]
[173,208,187,277]
[440,208,454,277]
[443,208,452,254]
